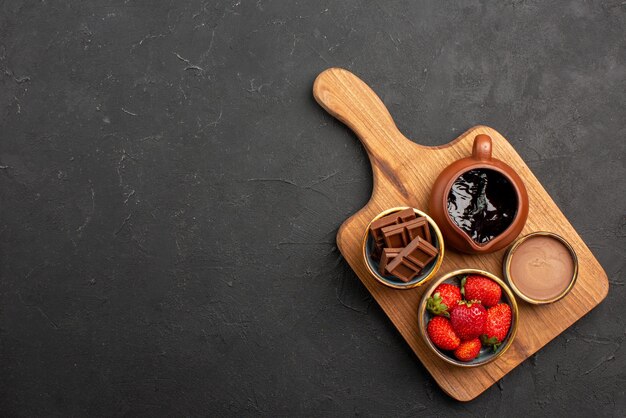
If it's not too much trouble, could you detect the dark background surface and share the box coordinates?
[1,1,625,416]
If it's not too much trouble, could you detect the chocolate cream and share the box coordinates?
[509,235,575,301]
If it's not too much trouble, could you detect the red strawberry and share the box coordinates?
[427,316,461,351]
[481,303,512,350]
[454,338,482,362]
[461,275,502,307]
[426,283,461,317]
[450,300,487,340]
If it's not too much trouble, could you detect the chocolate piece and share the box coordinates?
[403,217,432,244]
[386,236,439,282]
[381,217,432,248]
[403,236,438,268]
[385,257,421,282]
[378,248,401,276]
[369,208,416,243]
[381,223,410,248]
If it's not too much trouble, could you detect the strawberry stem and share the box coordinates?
[480,334,502,351]
[426,294,450,318]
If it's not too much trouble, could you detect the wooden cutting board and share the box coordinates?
[313,67,609,402]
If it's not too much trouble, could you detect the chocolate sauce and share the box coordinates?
[447,169,518,244]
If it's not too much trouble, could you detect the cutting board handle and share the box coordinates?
[313,68,411,160]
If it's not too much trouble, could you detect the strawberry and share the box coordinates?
[427,316,461,351]
[481,303,512,350]
[450,300,487,340]
[454,338,482,362]
[461,275,502,307]
[426,283,461,317]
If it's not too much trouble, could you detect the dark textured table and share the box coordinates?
[1,1,624,416]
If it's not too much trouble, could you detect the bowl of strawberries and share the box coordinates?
[417,269,518,367]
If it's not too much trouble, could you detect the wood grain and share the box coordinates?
[313,67,609,402]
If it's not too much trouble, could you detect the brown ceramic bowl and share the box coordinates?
[417,269,519,367]
[428,134,529,254]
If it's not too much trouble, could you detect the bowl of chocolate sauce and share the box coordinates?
[429,134,529,254]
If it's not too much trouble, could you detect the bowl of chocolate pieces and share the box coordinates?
[362,207,444,289]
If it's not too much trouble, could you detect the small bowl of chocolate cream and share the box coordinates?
[503,232,578,304]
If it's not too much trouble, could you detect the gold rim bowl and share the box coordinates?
[362,207,444,290]
[503,231,578,304]
[417,269,519,367]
